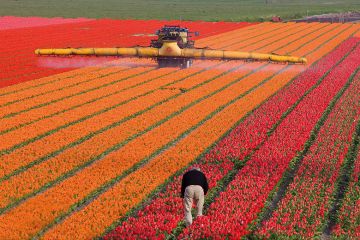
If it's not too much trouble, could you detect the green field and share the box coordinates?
[0,0,360,21]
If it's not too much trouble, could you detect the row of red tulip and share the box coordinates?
[179,39,360,239]
[0,19,244,88]
[258,69,360,238]
[102,35,360,240]
[0,21,256,239]
[104,158,234,239]
[332,123,360,237]
[202,37,360,165]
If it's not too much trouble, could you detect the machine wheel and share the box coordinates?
[157,58,193,69]
[180,59,193,69]
[185,59,193,68]
[157,58,168,68]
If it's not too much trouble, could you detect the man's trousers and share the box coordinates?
[183,185,204,226]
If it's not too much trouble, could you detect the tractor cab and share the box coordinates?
[150,25,199,68]
[150,25,198,49]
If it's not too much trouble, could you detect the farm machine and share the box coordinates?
[35,25,307,68]
[150,25,197,68]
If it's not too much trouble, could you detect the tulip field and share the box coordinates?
[0,17,360,239]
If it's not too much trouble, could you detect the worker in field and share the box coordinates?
[181,167,209,226]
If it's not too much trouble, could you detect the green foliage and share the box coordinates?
[0,0,359,21]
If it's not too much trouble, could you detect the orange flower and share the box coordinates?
[1,22,359,239]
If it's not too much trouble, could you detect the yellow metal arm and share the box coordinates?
[35,40,307,64]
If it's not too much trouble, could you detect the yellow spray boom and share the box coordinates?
[35,25,307,68]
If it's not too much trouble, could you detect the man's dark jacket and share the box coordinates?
[181,169,209,198]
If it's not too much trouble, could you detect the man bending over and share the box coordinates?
[181,167,209,226]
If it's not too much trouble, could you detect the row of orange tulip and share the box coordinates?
[0,21,278,117]
[0,67,173,143]
[48,23,360,239]
[0,66,202,178]
[0,61,231,209]
[0,66,148,122]
[244,23,311,52]
[2,22,282,194]
[204,22,296,51]
[195,22,268,47]
[0,22,301,239]
[2,22,358,239]
[262,22,333,54]
[42,61,306,239]
[18,23,348,238]
[294,24,357,63]
[0,66,100,103]
[0,22,272,136]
